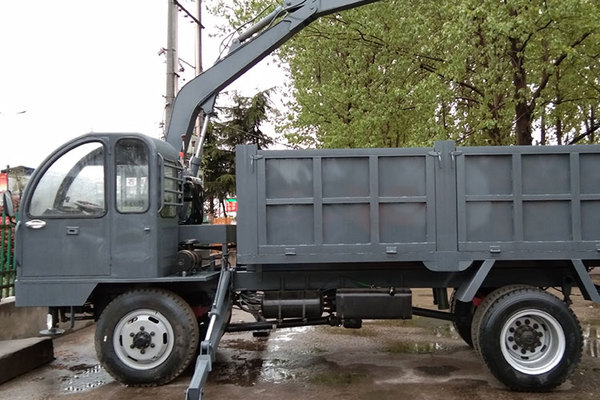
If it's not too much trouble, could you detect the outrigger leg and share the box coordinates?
[186,265,233,400]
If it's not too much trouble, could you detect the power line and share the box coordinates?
[174,0,204,28]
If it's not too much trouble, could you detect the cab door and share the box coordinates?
[109,138,154,278]
[19,140,110,277]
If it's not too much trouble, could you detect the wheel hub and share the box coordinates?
[113,309,174,370]
[131,329,154,350]
[513,324,542,352]
[501,309,566,375]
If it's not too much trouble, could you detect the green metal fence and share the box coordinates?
[1,206,16,298]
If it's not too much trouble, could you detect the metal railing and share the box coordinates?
[1,207,16,298]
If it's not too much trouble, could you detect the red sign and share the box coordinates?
[0,173,7,192]
[225,199,237,213]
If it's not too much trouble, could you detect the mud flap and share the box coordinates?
[186,268,233,400]
[455,259,495,302]
[571,259,600,304]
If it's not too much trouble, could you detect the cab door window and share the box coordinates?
[116,139,149,213]
[29,142,105,217]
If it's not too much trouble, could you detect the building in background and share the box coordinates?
[0,166,34,198]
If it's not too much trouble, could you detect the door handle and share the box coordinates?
[25,219,46,229]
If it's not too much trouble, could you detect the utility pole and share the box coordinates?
[194,0,205,150]
[165,0,179,135]
[196,0,203,76]
[163,0,204,157]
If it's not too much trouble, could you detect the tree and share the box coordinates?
[217,91,275,150]
[202,90,274,216]
[213,0,600,147]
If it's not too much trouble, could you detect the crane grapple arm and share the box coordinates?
[164,0,381,158]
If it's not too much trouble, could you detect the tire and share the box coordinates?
[471,284,533,357]
[475,288,582,391]
[95,288,200,386]
[450,289,475,347]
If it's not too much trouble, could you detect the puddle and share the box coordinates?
[212,353,307,385]
[269,326,313,351]
[583,324,600,358]
[61,364,112,393]
[215,321,464,387]
[307,368,368,386]
[431,324,460,340]
[211,357,265,386]
[224,338,268,352]
[271,326,312,342]
[266,357,367,387]
[261,358,298,383]
[385,341,448,354]
[213,328,313,386]
[406,317,461,340]
[215,327,321,386]
[367,317,461,340]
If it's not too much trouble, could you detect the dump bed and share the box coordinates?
[236,141,600,271]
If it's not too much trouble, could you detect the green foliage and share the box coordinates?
[202,90,274,213]
[217,91,275,149]
[211,0,600,147]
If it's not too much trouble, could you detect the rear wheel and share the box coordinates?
[95,288,199,386]
[474,288,582,391]
[471,284,532,356]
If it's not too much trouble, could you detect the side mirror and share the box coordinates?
[2,190,15,217]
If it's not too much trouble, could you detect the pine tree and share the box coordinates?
[202,90,274,216]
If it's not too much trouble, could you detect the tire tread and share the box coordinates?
[94,288,199,387]
[477,288,582,392]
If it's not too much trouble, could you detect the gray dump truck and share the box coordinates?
[8,0,600,399]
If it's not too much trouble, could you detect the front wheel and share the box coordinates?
[95,288,199,386]
[474,288,582,391]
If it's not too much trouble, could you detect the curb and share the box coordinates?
[0,337,54,384]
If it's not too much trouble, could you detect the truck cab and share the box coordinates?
[16,133,182,306]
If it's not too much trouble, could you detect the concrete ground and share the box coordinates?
[0,288,599,400]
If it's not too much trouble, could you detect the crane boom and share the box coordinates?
[165,0,381,175]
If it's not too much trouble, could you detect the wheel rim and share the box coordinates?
[113,309,175,370]
[500,309,566,375]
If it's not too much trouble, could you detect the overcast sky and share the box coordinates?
[0,0,285,169]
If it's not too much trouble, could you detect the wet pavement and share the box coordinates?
[1,289,599,400]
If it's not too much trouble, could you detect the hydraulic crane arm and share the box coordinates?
[165,0,381,172]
